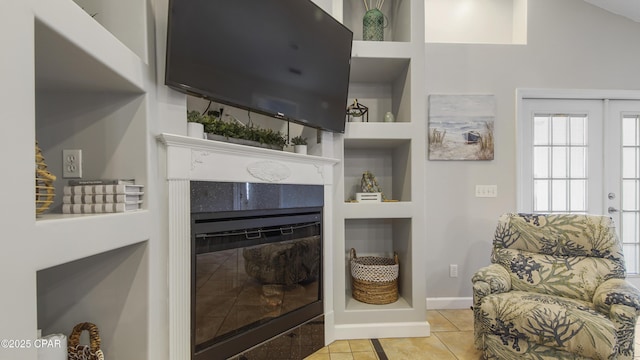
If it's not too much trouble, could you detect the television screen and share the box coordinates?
[165,0,353,133]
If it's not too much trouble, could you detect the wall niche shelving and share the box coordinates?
[331,0,428,341]
[1,0,153,358]
[341,0,412,42]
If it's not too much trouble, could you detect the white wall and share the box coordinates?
[424,0,640,301]
[425,0,526,44]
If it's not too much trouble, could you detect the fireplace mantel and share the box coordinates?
[158,133,339,184]
[157,133,338,359]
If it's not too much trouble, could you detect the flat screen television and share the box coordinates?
[165,0,353,133]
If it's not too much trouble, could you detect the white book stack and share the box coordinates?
[62,180,143,214]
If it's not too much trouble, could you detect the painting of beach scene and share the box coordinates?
[428,94,495,160]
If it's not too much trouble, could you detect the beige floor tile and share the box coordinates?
[313,347,329,354]
[330,353,355,360]
[305,353,331,360]
[435,331,483,360]
[427,310,458,332]
[352,352,378,360]
[348,339,374,352]
[438,309,475,331]
[329,340,352,353]
[379,337,457,360]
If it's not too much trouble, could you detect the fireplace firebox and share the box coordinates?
[190,182,324,360]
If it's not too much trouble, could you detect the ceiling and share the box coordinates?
[584,0,640,23]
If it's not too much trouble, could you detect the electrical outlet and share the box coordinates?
[449,264,458,278]
[63,149,82,178]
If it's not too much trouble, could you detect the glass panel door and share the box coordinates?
[519,99,603,214]
[606,101,640,274]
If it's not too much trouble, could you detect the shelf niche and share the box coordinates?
[342,0,412,42]
[344,218,412,311]
[71,0,148,62]
[34,18,148,216]
[37,242,148,359]
[348,57,411,124]
[343,139,411,202]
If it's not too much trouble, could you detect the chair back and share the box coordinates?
[492,213,625,301]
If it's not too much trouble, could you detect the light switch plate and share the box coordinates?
[475,185,497,198]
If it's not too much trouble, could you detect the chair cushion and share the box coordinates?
[492,247,621,302]
[479,291,617,360]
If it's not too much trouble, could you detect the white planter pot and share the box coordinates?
[187,122,204,138]
[294,145,307,154]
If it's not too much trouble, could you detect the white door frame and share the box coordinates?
[516,88,640,211]
[516,89,640,286]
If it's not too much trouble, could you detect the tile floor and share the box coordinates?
[305,309,640,360]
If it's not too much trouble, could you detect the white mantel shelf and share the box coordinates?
[157,133,339,185]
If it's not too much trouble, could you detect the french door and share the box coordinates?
[518,95,640,273]
[606,101,640,273]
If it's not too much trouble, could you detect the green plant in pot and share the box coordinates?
[187,110,287,150]
[291,135,308,154]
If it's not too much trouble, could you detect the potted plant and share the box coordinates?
[187,110,211,139]
[291,136,308,154]
[187,111,287,150]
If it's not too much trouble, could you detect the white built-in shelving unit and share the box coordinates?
[330,0,429,339]
[1,0,151,359]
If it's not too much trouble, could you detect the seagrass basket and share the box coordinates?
[35,141,56,215]
[68,322,105,360]
[350,248,399,305]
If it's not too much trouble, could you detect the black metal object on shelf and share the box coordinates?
[346,99,369,122]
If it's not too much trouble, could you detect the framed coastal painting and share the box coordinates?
[428,94,495,161]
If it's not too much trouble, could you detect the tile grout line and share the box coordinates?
[434,310,467,360]
[432,332,463,360]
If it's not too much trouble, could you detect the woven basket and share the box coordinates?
[35,141,56,215]
[68,322,105,360]
[350,248,399,305]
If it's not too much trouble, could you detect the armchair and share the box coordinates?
[472,213,640,359]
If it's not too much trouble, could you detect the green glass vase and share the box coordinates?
[363,9,384,41]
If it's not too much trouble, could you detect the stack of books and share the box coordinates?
[62,179,143,214]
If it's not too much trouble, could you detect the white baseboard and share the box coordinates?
[426,297,473,310]
[333,321,430,340]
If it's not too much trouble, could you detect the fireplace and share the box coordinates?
[190,182,324,359]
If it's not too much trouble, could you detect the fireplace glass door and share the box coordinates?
[192,208,322,359]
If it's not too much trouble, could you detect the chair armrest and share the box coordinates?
[472,263,511,295]
[593,278,640,315]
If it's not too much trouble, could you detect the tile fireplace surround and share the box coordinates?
[158,134,339,359]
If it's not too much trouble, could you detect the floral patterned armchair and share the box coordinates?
[472,213,640,359]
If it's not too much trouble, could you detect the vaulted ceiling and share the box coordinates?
[584,0,640,23]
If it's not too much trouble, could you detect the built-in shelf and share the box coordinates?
[34,0,146,93]
[348,57,411,124]
[332,0,428,340]
[37,242,149,359]
[71,0,149,62]
[342,201,413,218]
[343,141,411,201]
[351,41,413,59]
[345,292,412,312]
[341,0,412,42]
[2,0,154,358]
[34,210,151,270]
[345,122,414,139]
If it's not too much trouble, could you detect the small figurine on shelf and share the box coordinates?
[360,170,386,200]
[346,99,369,123]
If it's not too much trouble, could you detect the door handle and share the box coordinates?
[608,206,619,214]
